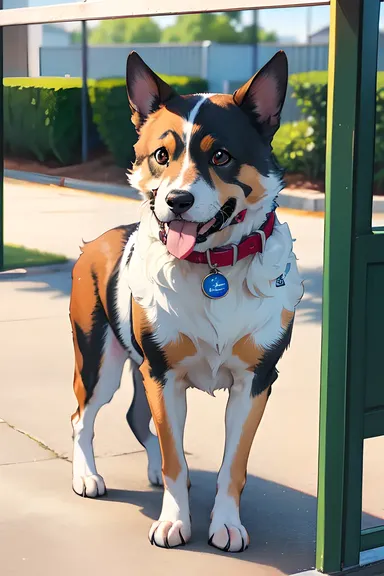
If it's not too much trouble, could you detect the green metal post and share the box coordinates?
[317,0,383,571]
[342,1,381,568]
[316,0,361,572]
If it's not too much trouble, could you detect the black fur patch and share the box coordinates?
[188,99,272,194]
[159,129,184,161]
[233,178,252,198]
[75,270,108,402]
[251,320,294,397]
[130,298,144,360]
[106,223,139,353]
[141,329,169,386]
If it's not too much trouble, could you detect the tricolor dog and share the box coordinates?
[69,50,303,552]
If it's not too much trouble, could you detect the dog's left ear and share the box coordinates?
[233,51,288,142]
[126,51,177,132]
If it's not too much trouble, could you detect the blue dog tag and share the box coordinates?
[202,270,229,299]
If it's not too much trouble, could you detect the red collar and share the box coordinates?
[186,211,275,267]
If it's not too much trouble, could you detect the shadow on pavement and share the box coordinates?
[94,468,382,574]
[1,260,75,297]
[4,262,324,326]
[297,266,323,324]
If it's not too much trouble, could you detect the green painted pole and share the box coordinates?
[316,0,361,572]
[342,1,381,568]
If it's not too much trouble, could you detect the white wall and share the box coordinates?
[40,43,208,79]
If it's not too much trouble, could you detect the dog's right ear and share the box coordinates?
[126,52,176,132]
[233,51,288,143]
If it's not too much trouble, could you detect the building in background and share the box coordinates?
[309,24,384,46]
[43,23,71,47]
[308,26,329,44]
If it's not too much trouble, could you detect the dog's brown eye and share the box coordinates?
[211,149,231,166]
[154,147,169,165]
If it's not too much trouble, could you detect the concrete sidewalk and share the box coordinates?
[1,179,383,575]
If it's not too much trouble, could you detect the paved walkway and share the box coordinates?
[1,178,383,576]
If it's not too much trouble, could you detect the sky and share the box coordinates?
[21,1,384,43]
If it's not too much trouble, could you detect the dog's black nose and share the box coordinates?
[165,191,194,215]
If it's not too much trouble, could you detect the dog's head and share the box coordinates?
[126,51,287,259]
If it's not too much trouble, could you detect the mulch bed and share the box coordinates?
[284,173,325,193]
[5,153,128,187]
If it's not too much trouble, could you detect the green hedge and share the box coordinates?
[3,74,208,168]
[89,75,208,168]
[278,71,384,182]
[272,120,322,179]
[3,77,96,165]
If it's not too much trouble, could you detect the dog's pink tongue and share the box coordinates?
[167,220,199,259]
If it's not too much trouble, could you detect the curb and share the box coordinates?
[278,188,325,212]
[278,187,384,213]
[0,260,73,280]
[4,169,141,201]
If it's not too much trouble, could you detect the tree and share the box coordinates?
[70,29,82,44]
[88,18,161,44]
[238,25,277,44]
[161,12,277,44]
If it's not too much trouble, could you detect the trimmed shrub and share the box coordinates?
[286,71,384,182]
[3,77,96,165]
[272,120,321,179]
[4,74,207,168]
[89,75,209,168]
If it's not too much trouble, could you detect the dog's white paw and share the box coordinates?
[72,474,106,498]
[208,522,249,553]
[149,519,191,548]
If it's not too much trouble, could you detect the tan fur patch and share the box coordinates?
[164,334,197,366]
[192,123,202,135]
[209,94,234,108]
[181,163,198,188]
[281,308,294,330]
[209,167,243,214]
[132,299,183,482]
[238,165,267,205]
[71,364,87,422]
[166,154,186,183]
[69,227,127,418]
[132,108,185,192]
[232,334,265,370]
[228,388,269,505]
[200,135,215,152]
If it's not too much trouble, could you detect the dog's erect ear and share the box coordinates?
[126,51,176,132]
[233,51,288,142]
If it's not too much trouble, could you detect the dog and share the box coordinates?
[69,50,303,552]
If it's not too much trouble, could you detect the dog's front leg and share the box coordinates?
[209,378,270,552]
[141,363,190,548]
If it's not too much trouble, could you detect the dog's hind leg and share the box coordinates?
[71,324,127,498]
[126,362,163,486]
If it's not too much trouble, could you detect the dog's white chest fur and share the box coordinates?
[118,211,303,394]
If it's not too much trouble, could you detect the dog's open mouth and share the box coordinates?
[157,198,238,259]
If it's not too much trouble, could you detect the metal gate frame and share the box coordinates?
[1,0,384,573]
[317,0,384,573]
